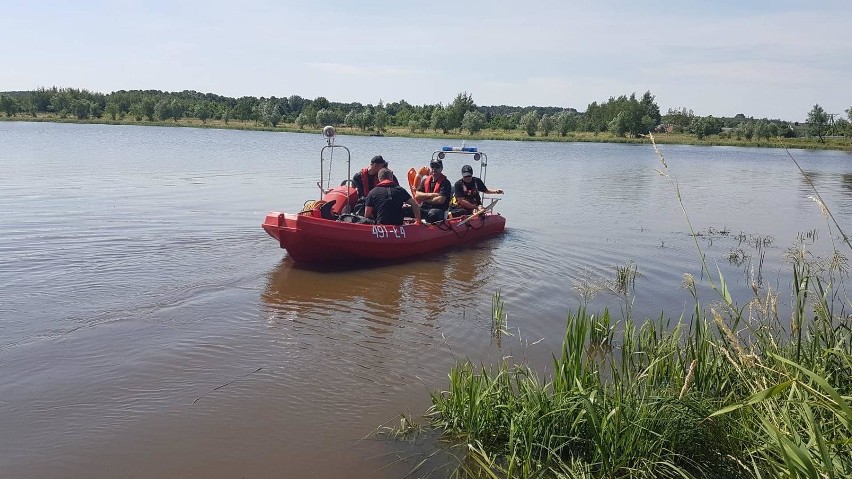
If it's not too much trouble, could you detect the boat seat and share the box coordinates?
[319,200,337,219]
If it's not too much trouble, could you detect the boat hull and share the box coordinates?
[262,212,506,263]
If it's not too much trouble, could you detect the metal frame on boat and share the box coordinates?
[262,127,506,263]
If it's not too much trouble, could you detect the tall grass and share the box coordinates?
[426,260,851,478]
[413,141,852,478]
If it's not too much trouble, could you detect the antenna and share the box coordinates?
[322,126,336,190]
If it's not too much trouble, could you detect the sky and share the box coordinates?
[2,0,850,122]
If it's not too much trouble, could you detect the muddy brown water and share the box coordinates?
[2,121,851,478]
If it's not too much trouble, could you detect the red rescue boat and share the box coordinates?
[262,126,506,263]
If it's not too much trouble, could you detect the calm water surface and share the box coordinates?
[2,122,851,478]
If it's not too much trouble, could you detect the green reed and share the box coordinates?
[404,140,852,478]
[492,292,509,345]
[427,282,850,478]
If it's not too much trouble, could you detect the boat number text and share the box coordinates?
[372,225,406,239]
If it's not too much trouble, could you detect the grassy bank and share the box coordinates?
[2,114,851,152]
[426,280,851,478]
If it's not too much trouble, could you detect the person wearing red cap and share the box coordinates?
[451,164,503,216]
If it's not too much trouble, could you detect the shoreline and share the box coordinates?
[3,116,850,152]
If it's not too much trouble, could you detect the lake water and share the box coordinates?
[2,121,851,478]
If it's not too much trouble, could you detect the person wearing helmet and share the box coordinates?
[451,164,503,216]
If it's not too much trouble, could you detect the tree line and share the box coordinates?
[0,87,849,142]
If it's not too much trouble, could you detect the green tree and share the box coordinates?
[18,96,36,117]
[312,96,330,111]
[448,92,476,132]
[638,91,661,132]
[754,120,769,140]
[554,111,577,136]
[353,109,374,131]
[491,114,511,131]
[663,107,694,133]
[315,108,336,127]
[72,99,91,119]
[170,99,185,122]
[690,115,722,139]
[300,105,318,128]
[129,102,144,121]
[104,101,119,121]
[835,118,850,137]
[141,98,156,121]
[807,104,828,142]
[287,95,307,117]
[233,96,257,122]
[608,111,630,137]
[295,112,309,129]
[538,113,554,136]
[518,110,539,136]
[0,95,19,117]
[344,109,357,127]
[195,101,214,124]
[583,92,660,136]
[461,110,486,135]
[51,91,73,117]
[737,119,755,140]
[373,101,388,134]
[155,99,172,121]
[257,99,281,127]
[431,106,450,133]
[31,87,51,113]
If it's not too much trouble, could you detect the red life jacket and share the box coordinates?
[422,174,445,193]
[360,168,377,196]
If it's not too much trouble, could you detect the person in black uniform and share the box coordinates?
[451,164,503,216]
[414,159,453,223]
[365,168,421,225]
[351,155,400,215]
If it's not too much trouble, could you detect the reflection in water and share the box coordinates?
[800,170,852,215]
[259,242,501,364]
[261,242,500,329]
[800,170,821,195]
[842,173,852,194]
